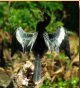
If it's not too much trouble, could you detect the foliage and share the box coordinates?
[0,1,64,33]
[48,54,53,58]
[17,57,21,62]
[59,53,66,60]
[74,48,78,54]
[66,60,70,67]
[0,1,78,34]
[40,77,79,88]
[0,2,9,27]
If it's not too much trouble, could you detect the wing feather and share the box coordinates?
[43,26,71,59]
[11,27,38,56]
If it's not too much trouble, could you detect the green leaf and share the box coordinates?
[66,60,70,67]
[8,48,11,52]
[58,78,63,82]
[48,54,52,58]
[17,57,20,61]
[45,80,50,85]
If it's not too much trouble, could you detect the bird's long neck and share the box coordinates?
[36,21,46,34]
[36,13,51,33]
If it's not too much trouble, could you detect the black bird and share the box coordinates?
[11,13,71,82]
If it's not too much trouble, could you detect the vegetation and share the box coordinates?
[40,77,79,88]
[0,1,79,33]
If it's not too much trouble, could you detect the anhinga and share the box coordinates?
[11,13,71,82]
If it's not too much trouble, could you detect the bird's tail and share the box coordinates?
[33,58,41,82]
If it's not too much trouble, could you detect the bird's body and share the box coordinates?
[33,33,47,58]
[32,21,48,58]
[11,13,71,83]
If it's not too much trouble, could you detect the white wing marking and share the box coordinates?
[43,26,66,54]
[16,27,38,52]
[57,26,65,45]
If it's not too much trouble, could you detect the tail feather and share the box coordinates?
[33,58,41,82]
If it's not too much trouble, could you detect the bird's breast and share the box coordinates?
[32,33,47,56]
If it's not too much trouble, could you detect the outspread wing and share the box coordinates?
[43,26,71,59]
[11,27,38,56]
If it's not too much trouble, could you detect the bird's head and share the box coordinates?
[36,12,50,33]
[43,12,50,21]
